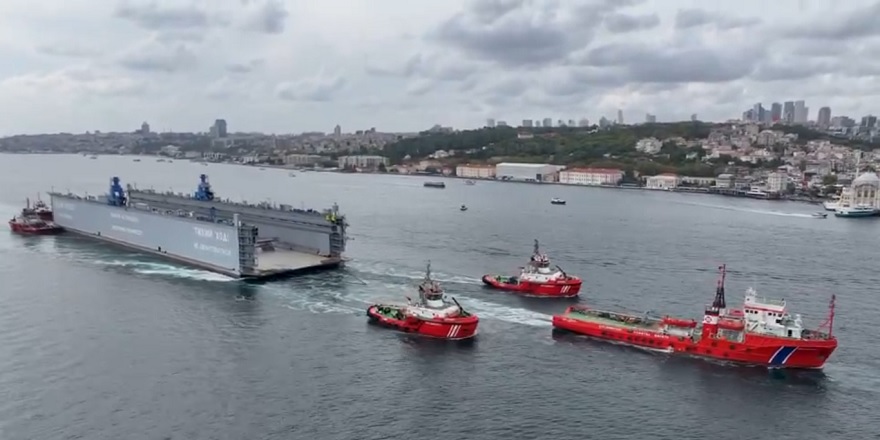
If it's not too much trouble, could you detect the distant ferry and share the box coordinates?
[424,182,446,189]
[834,204,878,218]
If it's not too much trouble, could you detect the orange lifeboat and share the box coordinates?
[717,318,745,331]
[662,316,697,328]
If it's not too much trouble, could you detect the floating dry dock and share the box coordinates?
[49,174,348,279]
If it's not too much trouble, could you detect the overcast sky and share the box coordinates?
[1,0,878,136]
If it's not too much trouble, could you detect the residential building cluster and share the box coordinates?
[741,100,878,143]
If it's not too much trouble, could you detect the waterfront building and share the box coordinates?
[558,168,624,186]
[767,172,788,193]
[837,172,880,209]
[456,164,496,179]
[495,163,559,182]
[646,173,681,189]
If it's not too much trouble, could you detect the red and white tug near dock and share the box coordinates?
[21,198,54,222]
[367,262,479,340]
[482,239,582,297]
[552,265,839,369]
[8,215,63,235]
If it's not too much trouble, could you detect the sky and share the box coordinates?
[1,0,879,136]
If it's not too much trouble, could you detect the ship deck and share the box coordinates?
[566,309,663,331]
[253,249,342,278]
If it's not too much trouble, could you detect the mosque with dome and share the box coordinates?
[835,171,880,217]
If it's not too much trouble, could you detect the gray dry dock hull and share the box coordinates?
[50,194,342,279]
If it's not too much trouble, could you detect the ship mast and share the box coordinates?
[712,264,726,309]
[817,294,836,337]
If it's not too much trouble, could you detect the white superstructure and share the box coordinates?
[742,288,804,339]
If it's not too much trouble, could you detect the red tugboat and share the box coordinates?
[367,262,479,340]
[21,197,54,222]
[482,239,582,297]
[552,265,838,369]
[8,215,63,235]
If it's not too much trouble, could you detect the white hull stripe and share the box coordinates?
[447,325,461,338]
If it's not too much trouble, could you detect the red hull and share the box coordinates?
[8,220,63,235]
[367,305,479,340]
[482,274,581,297]
[552,307,837,369]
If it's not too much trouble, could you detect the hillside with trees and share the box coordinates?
[383,122,738,177]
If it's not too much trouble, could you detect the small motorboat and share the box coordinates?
[366,262,479,340]
[460,205,468,211]
[812,212,828,219]
[465,180,476,185]
[551,198,566,205]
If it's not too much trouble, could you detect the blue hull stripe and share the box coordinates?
[770,346,797,365]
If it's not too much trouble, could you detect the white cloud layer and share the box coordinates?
[1,0,879,135]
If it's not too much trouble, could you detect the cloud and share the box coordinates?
[35,43,100,58]
[239,0,289,34]
[276,74,346,102]
[780,2,880,40]
[603,13,660,33]
[674,8,761,30]
[116,36,199,73]
[226,59,265,73]
[114,1,215,30]
[1,0,880,135]
[0,65,146,97]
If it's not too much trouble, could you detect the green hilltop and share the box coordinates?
[383,122,875,177]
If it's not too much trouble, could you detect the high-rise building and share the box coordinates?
[645,113,656,123]
[333,124,341,136]
[862,115,877,129]
[140,121,150,135]
[817,107,832,127]
[794,101,808,124]
[771,103,782,122]
[542,118,552,127]
[486,118,495,128]
[783,101,795,124]
[752,103,764,123]
[617,109,624,124]
[691,114,697,121]
[577,118,589,127]
[521,119,533,127]
[211,119,227,138]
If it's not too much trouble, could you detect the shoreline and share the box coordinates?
[4,152,829,206]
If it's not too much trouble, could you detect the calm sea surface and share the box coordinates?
[0,154,878,440]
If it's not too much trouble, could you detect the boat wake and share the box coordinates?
[674,200,814,218]
[348,260,484,285]
[93,259,235,282]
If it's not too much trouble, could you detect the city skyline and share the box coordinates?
[1,0,880,136]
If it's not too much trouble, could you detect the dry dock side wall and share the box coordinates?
[50,195,241,273]
[126,191,335,256]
